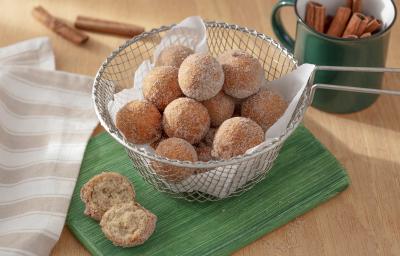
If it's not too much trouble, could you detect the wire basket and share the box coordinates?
[93,21,310,202]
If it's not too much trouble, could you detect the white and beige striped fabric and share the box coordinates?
[0,37,98,256]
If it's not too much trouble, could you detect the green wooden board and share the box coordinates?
[67,126,349,256]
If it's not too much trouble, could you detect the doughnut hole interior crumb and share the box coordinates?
[100,202,157,247]
[80,172,136,221]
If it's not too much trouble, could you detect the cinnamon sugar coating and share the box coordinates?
[202,91,235,127]
[154,137,198,182]
[155,45,194,68]
[241,88,287,131]
[218,49,264,99]
[178,53,224,101]
[142,66,182,111]
[212,117,264,159]
[116,100,162,144]
[163,98,210,144]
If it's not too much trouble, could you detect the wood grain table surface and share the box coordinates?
[1,0,400,255]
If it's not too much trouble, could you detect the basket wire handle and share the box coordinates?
[309,66,400,104]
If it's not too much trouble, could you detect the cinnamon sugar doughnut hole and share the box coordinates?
[241,88,288,131]
[154,138,198,182]
[212,117,264,160]
[178,53,224,101]
[202,91,235,127]
[155,45,194,68]
[163,98,210,144]
[116,100,162,144]
[142,66,182,111]
[218,49,264,99]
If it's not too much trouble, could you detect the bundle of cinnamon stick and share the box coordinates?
[32,6,145,45]
[305,0,382,39]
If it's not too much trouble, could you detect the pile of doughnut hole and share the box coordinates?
[116,45,288,183]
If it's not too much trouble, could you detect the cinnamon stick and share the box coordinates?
[352,0,362,13]
[327,7,352,37]
[364,19,382,33]
[32,6,89,45]
[75,16,145,37]
[343,13,366,37]
[305,2,316,28]
[314,4,326,33]
[356,15,369,36]
[305,2,325,33]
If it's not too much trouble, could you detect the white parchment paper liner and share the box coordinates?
[107,16,316,198]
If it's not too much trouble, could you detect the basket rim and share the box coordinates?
[92,20,304,169]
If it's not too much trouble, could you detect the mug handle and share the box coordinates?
[271,0,295,52]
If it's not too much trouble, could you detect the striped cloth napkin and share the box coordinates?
[0,37,98,256]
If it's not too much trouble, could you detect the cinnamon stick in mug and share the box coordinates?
[327,7,352,37]
[343,13,366,37]
[365,19,382,33]
[305,2,325,33]
[313,4,326,33]
[305,2,315,28]
[356,16,369,36]
[32,6,88,45]
[75,16,145,37]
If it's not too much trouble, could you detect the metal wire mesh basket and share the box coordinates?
[93,21,310,202]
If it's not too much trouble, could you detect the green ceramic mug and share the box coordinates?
[271,0,397,113]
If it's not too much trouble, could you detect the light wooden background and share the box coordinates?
[1,0,400,255]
